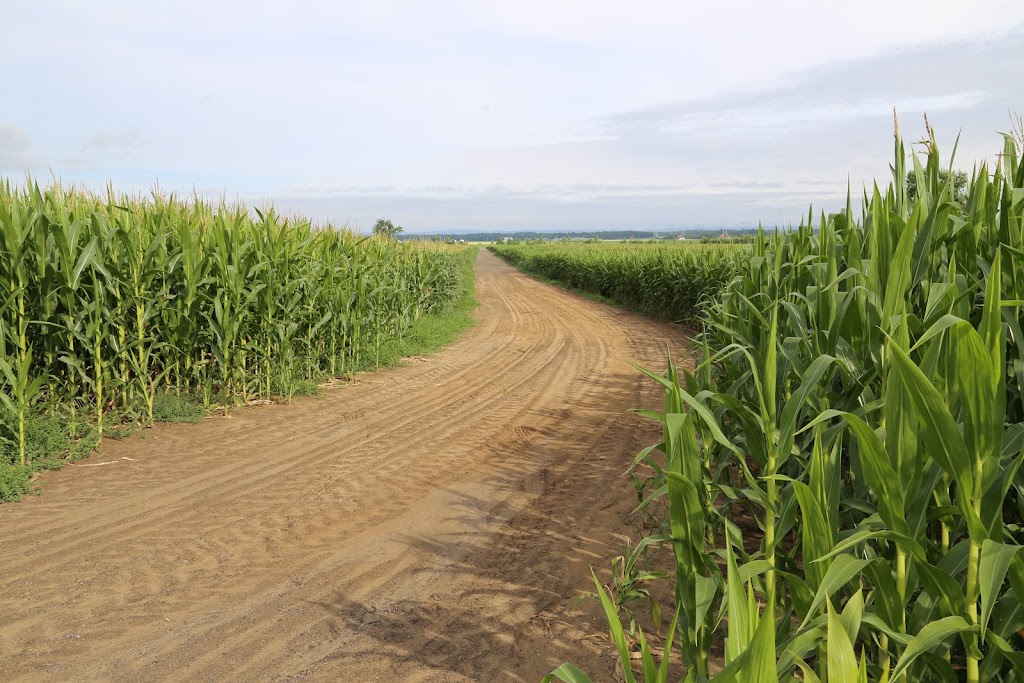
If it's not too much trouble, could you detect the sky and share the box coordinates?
[2,1,1023,232]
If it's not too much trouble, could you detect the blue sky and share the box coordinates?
[2,1,1023,232]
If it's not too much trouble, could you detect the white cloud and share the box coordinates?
[0,123,35,171]
[656,94,986,136]
[82,129,141,151]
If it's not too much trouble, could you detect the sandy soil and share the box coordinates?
[0,249,692,682]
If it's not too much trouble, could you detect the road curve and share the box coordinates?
[0,249,691,682]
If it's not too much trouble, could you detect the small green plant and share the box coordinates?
[152,392,206,424]
[0,461,34,502]
[289,379,320,398]
[0,411,99,501]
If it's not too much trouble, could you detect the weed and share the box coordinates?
[152,392,205,424]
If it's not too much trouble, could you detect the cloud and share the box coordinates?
[0,123,33,171]
[3,3,1022,229]
[82,129,140,151]
[595,29,1022,139]
[260,21,1024,232]
[415,29,1023,226]
[650,94,983,137]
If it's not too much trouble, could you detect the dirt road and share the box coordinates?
[0,250,691,682]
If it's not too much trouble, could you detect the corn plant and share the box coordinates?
[0,178,469,472]
[549,126,1024,682]
[490,240,746,323]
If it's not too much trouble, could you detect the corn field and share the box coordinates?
[0,179,469,471]
[489,241,746,323]
[548,130,1024,682]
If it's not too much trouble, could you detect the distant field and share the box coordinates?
[489,240,747,322]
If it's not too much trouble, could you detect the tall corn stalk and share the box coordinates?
[547,126,1024,683]
[0,179,468,467]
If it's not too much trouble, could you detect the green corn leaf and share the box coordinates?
[801,554,871,628]
[864,557,906,632]
[987,630,1024,669]
[658,604,682,682]
[917,652,958,683]
[542,663,594,683]
[887,339,984,540]
[881,217,917,327]
[747,590,780,683]
[978,540,1023,642]
[590,568,637,683]
[637,627,657,681]
[764,302,779,427]
[840,589,864,644]
[819,528,927,564]
[827,598,860,683]
[70,236,100,290]
[626,442,662,474]
[696,572,719,636]
[633,363,741,455]
[890,617,974,681]
[665,470,706,569]
[792,656,822,683]
[839,412,908,535]
[726,540,753,663]
[915,560,968,621]
[861,612,913,647]
[990,585,1024,639]
[790,480,836,589]
[777,354,838,464]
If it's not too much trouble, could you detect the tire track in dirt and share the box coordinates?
[1,277,519,544]
[0,249,691,682]
[0,299,554,568]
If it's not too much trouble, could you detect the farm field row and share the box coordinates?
[0,181,472,501]
[536,132,1024,682]
[489,241,747,323]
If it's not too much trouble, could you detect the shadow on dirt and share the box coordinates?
[310,370,670,681]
